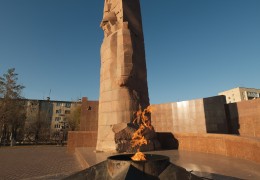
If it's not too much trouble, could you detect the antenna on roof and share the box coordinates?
[47,89,51,101]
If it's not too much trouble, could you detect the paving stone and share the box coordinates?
[0,146,82,180]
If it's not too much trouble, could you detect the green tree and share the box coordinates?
[0,68,26,144]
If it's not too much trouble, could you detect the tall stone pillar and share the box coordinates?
[96,0,159,152]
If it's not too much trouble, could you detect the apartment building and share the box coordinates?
[51,100,81,134]
[25,98,81,139]
[218,87,260,103]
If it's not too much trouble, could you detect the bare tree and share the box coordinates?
[0,68,26,144]
[67,105,81,131]
[24,110,51,143]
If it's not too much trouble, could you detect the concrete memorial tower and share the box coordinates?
[96,0,159,152]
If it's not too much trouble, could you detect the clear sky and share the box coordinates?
[0,0,259,104]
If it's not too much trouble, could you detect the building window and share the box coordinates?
[65,103,71,108]
[55,117,61,121]
[55,124,61,129]
[57,102,61,106]
[65,110,70,114]
[56,109,62,114]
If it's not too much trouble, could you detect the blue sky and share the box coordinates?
[0,0,259,104]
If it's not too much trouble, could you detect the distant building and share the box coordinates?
[25,99,53,128]
[50,100,81,135]
[25,98,82,140]
[218,87,260,103]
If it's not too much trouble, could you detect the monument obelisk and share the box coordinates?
[96,0,159,152]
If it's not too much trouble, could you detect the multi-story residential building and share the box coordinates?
[218,87,260,103]
[51,100,81,135]
[26,99,53,125]
[25,98,81,140]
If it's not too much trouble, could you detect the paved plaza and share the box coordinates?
[0,146,82,180]
[75,147,260,180]
[0,146,260,179]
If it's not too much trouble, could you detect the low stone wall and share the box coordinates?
[80,97,99,131]
[67,131,97,153]
[173,133,260,163]
[152,96,228,134]
[226,98,260,138]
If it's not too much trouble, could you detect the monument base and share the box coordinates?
[114,123,161,153]
[65,154,201,180]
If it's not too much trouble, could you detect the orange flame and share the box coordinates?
[131,151,146,161]
[131,105,152,161]
[131,124,147,148]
